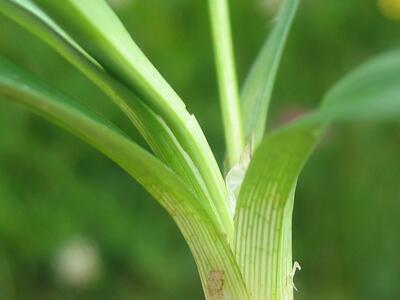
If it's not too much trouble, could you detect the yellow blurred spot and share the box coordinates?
[378,0,400,20]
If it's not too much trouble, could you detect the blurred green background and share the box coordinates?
[0,0,400,299]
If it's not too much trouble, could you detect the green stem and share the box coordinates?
[208,0,244,167]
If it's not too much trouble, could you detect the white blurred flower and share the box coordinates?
[54,237,102,289]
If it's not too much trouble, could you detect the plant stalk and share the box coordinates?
[208,0,244,168]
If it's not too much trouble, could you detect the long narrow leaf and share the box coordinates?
[235,50,400,299]
[33,0,231,235]
[321,49,400,120]
[241,0,300,149]
[0,58,250,300]
[0,0,230,234]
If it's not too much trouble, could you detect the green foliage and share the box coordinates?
[235,49,400,299]
[0,0,399,299]
[33,0,232,237]
[241,0,300,148]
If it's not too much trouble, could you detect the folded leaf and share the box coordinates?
[0,0,229,234]
[235,124,321,300]
[0,57,249,300]
[241,0,300,149]
[33,0,231,234]
[235,50,400,299]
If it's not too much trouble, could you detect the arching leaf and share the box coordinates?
[0,57,250,299]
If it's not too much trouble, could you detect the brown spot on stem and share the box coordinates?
[207,270,225,299]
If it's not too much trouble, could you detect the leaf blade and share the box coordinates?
[0,57,250,299]
[241,0,300,149]
[0,0,232,235]
[322,49,400,121]
[33,0,232,234]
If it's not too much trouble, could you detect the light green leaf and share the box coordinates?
[321,49,400,120]
[234,124,321,300]
[0,57,249,300]
[235,50,400,299]
[208,0,244,167]
[33,0,231,235]
[241,0,300,149]
[0,0,230,235]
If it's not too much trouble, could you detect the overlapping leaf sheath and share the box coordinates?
[234,50,400,299]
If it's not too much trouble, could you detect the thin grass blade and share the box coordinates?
[33,0,231,235]
[241,0,300,149]
[0,0,230,233]
[0,58,249,300]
